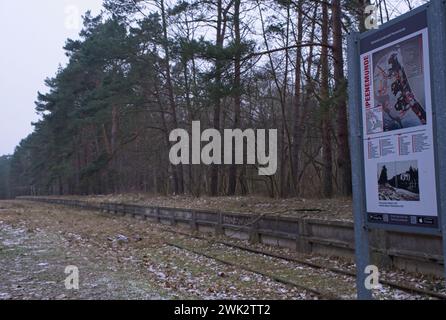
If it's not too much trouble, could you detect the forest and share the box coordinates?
[0,0,428,199]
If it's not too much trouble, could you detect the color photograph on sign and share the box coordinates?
[372,34,426,133]
[360,11,438,228]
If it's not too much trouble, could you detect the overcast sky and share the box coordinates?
[0,0,103,156]
[0,0,427,157]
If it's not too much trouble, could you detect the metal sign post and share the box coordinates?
[348,0,446,299]
[427,0,446,286]
[348,31,373,300]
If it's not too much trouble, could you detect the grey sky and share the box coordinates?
[0,0,428,157]
[0,0,103,156]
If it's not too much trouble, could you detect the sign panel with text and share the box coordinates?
[359,10,439,229]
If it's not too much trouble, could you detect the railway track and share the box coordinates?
[166,241,339,300]
[161,228,446,300]
[157,225,446,300]
[19,198,446,300]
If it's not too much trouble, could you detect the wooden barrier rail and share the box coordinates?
[18,197,444,277]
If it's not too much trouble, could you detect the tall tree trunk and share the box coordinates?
[161,0,183,194]
[210,0,226,196]
[321,2,333,198]
[281,3,292,197]
[228,0,241,196]
[332,0,351,196]
[153,80,177,195]
[111,105,119,193]
[183,62,194,195]
[292,0,304,195]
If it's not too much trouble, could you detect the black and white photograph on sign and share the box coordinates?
[378,161,420,202]
[372,35,426,134]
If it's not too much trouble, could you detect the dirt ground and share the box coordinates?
[48,194,354,221]
[0,200,314,300]
[1,200,441,300]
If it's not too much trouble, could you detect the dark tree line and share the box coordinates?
[0,156,11,199]
[0,0,426,199]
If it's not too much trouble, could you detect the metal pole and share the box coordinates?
[427,0,446,285]
[347,32,373,300]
